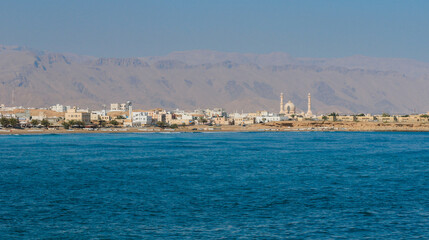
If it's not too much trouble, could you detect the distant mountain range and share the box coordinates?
[1,44,428,114]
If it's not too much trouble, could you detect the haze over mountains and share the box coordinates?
[0,44,428,114]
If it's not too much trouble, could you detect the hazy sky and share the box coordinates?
[1,0,428,60]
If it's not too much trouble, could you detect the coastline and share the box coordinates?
[1,121,429,135]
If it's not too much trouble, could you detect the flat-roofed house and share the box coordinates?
[356,115,375,122]
[91,112,100,121]
[336,115,357,122]
[376,116,396,123]
[65,107,91,125]
[131,112,152,127]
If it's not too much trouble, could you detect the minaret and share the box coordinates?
[127,101,133,122]
[306,93,312,116]
[280,92,284,113]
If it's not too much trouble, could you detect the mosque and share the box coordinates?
[279,92,313,117]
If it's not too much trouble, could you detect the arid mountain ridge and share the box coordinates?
[1,44,428,114]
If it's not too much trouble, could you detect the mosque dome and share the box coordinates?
[284,100,296,114]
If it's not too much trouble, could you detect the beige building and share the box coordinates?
[90,112,100,121]
[90,112,111,122]
[419,117,429,122]
[356,115,375,122]
[396,116,411,123]
[110,102,131,111]
[213,116,232,125]
[318,115,336,121]
[123,119,132,127]
[169,118,192,125]
[100,115,111,121]
[376,116,396,123]
[144,109,167,123]
[247,112,261,118]
[397,115,428,123]
[336,116,357,122]
[65,107,91,125]
[233,117,255,126]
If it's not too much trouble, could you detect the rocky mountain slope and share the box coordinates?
[1,44,428,114]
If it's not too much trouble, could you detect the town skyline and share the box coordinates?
[1,98,429,133]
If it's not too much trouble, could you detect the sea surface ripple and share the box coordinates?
[0,132,428,239]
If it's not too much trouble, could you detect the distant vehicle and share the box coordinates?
[192,128,197,130]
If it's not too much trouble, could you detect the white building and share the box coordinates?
[205,108,227,117]
[230,112,248,119]
[192,109,205,115]
[180,114,194,121]
[110,102,131,111]
[51,104,66,112]
[90,110,108,121]
[173,109,186,115]
[77,108,90,113]
[132,112,152,127]
[255,113,288,123]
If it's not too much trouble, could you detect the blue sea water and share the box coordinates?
[0,132,428,239]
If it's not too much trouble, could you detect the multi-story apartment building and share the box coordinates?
[51,104,68,112]
[131,112,152,127]
[65,107,91,125]
[205,108,227,117]
[110,102,131,111]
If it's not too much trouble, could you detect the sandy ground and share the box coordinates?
[255,121,429,132]
[1,121,429,135]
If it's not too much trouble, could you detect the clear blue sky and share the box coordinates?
[1,0,428,61]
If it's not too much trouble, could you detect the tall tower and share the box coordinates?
[127,101,133,121]
[280,92,284,113]
[306,93,312,116]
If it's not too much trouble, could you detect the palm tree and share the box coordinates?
[110,120,119,126]
[99,120,107,127]
[155,121,167,128]
[62,121,71,129]
[30,119,40,127]
[0,117,9,127]
[9,118,19,128]
[199,117,208,124]
[75,121,85,128]
[41,119,51,128]
[68,120,76,127]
